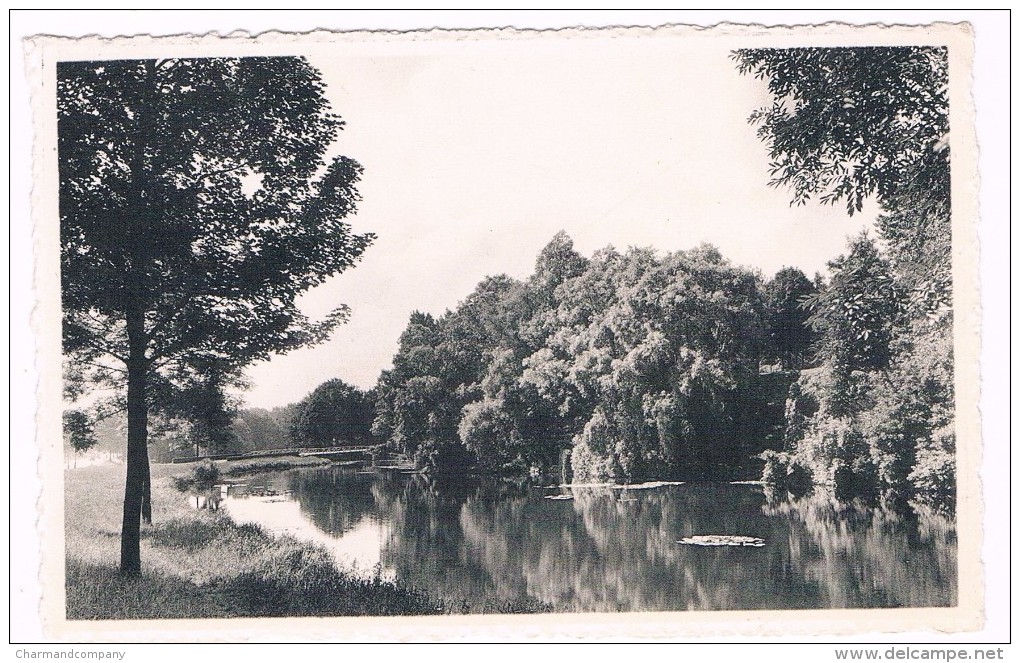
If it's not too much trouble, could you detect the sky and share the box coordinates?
[242,34,876,409]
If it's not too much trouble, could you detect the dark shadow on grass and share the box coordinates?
[221,565,446,617]
[146,518,242,554]
[66,554,447,619]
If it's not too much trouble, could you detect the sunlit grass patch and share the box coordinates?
[65,557,232,620]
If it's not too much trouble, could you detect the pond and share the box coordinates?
[220,466,957,613]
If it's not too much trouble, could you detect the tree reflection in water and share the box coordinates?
[279,468,956,612]
[759,488,956,610]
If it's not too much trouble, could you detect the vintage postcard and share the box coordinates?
[24,20,984,642]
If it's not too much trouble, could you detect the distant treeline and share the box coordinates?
[368,223,954,502]
[224,379,376,454]
[82,380,377,463]
[82,220,954,504]
[371,232,815,482]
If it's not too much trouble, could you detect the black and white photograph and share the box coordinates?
[13,12,1007,648]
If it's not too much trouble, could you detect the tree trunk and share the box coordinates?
[120,302,149,575]
[141,452,152,525]
[123,61,157,556]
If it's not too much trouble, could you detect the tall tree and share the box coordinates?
[733,46,951,312]
[291,379,375,447]
[735,47,954,498]
[375,234,772,481]
[59,57,373,574]
[763,266,818,369]
[804,234,902,376]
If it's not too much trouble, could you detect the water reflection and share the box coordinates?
[221,467,956,612]
[221,472,394,578]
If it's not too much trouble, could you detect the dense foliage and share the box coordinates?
[371,46,955,504]
[736,47,955,502]
[374,233,798,481]
[231,406,295,452]
[762,267,819,369]
[290,379,376,447]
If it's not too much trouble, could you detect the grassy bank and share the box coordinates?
[169,454,332,491]
[221,455,331,476]
[65,461,445,619]
[172,453,333,475]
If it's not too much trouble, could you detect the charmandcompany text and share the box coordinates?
[15,651,125,660]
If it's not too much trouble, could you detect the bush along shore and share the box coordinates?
[168,454,331,492]
[66,460,457,619]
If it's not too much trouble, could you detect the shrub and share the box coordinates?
[569,410,618,483]
[173,461,222,493]
[786,462,813,496]
[759,449,790,486]
[760,449,813,495]
[783,376,820,445]
[909,425,956,501]
[570,441,611,484]
[828,426,880,500]
[192,461,221,488]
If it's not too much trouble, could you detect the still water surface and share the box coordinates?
[221,467,956,612]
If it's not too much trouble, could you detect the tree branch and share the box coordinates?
[145,292,196,352]
[68,332,129,365]
[80,360,128,376]
[190,162,249,190]
[92,403,128,424]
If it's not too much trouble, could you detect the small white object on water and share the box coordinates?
[556,481,684,490]
[616,480,685,490]
[678,535,765,547]
[544,494,573,500]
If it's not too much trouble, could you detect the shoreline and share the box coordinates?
[65,460,449,619]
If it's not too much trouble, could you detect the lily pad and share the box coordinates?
[678,535,765,547]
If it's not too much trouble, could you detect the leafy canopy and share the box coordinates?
[733,47,949,216]
[763,266,818,367]
[59,57,374,388]
[374,234,776,481]
[291,379,376,447]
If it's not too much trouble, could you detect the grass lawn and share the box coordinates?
[64,459,446,619]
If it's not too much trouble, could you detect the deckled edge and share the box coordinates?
[23,20,979,51]
[945,17,984,636]
[24,34,69,639]
[23,20,983,642]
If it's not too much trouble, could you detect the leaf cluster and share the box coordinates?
[734,47,949,216]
